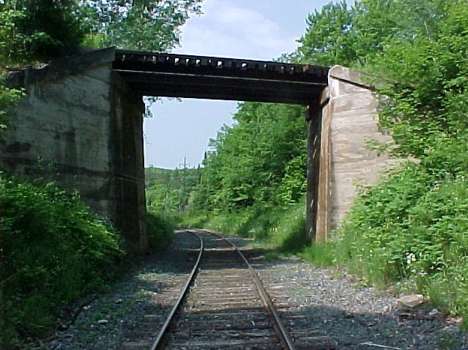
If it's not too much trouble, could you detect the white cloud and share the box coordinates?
[174,0,297,60]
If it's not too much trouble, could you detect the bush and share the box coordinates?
[0,175,123,347]
[320,161,468,322]
[145,212,175,250]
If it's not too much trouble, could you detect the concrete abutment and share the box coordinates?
[306,66,397,241]
[0,48,148,253]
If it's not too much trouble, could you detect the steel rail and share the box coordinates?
[150,229,295,350]
[207,230,296,350]
[150,230,204,350]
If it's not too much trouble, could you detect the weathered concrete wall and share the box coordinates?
[315,66,397,237]
[111,73,147,252]
[0,49,148,253]
[305,90,327,242]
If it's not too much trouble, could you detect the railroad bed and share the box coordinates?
[121,230,335,350]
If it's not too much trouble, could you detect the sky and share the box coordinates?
[144,0,337,169]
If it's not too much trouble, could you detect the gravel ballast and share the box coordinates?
[45,232,466,349]
[255,256,467,349]
[46,231,200,350]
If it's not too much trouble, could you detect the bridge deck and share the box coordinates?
[113,50,329,104]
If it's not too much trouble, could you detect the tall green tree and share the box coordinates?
[82,0,203,51]
[0,0,203,63]
[298,1,356,66]
[189,103,307,212]
[298,0,451,67]
[0,0,85,63]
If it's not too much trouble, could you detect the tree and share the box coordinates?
[188,102,307,212]
[0,0,85,62]
[0,0,203,132]
[298,1,356,66]
[298,0,452,67]
[82,0,203,51]
[0,0,203,64]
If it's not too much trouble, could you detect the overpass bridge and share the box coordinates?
[1,48,395,253]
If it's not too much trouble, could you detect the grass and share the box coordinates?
[181,200,308,254]
[301,242,336,267]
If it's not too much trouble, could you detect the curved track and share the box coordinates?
[150,230,295,350]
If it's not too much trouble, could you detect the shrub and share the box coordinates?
[0,175,123,347]
[330,163,467,320]
[145,212,175,251]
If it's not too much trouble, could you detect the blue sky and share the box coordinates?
[144,0,340,168]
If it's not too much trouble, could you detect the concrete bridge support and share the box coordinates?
[0,49,148,253]
[306,66,397,242]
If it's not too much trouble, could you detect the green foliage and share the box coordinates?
[331,164,467,318]
[268,202,307,252]
[298,1,357,66]
[182,201,307,254]
[145,212,175,251]
[276,154,307,206]
[82,0,202,51]
[0,81,23,131]
[298,0,452,67]
[301,242,336,267]
[370,2,468,159]
[303,163,467,320]
[0,1,85,63]
[0,1,86,135]
[189,102,307,212]
[0,175,123,347]
[0,0,202,63]
[146,166,200,214]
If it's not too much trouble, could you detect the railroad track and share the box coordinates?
[121,230,335,350]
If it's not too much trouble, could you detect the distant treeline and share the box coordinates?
[146,166,200,214]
